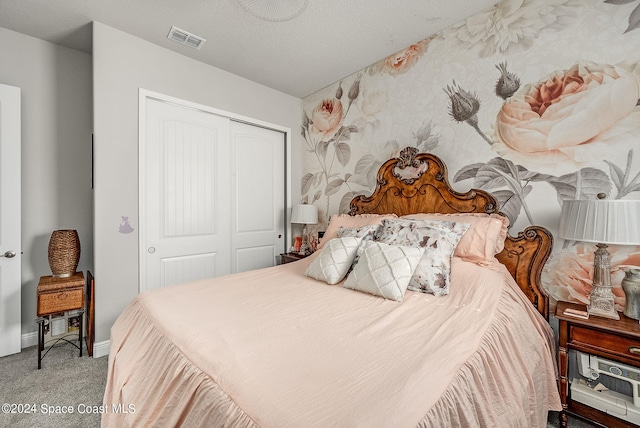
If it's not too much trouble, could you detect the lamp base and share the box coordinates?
[588,284,620,320]
[587,243,620,320]
[587,304,620,320]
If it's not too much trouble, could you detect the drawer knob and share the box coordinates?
[629,347,640,355]
[58,293,68,300]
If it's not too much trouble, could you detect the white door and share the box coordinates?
[0,84,21,357]
[230,122,285,273]
[141,97,231,291]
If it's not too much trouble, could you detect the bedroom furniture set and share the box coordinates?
[102,150,574,427]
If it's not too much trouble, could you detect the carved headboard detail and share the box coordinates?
[350,149,553,319]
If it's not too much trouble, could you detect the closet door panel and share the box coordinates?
[231,122,285,273]
[142,98,231,291]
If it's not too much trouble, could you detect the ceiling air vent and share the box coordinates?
[167,26,206,50]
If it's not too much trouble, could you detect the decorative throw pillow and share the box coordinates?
[401,213,509,264]
[305,237,361,285]
[336,224,380,241]
[317,214,398,249]
[343,241,424,302]
[375,218,470,296]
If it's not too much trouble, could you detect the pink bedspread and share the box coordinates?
[103,255,561,427]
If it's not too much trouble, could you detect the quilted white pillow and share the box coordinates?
[305,237,361,284]
[343,241,424,302]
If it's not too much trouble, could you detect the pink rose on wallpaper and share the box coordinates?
[543,242,640,310]
[494,60,640,170]
[310,99,344,140]
[382,38,431,76]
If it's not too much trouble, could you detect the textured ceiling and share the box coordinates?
[0,0,497,98]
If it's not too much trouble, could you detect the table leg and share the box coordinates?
[37,318,43,370]
[79,311,83,357]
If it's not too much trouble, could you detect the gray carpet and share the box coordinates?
[0,341,108,428]
[0,341,600,428]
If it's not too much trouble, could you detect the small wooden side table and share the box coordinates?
[556,301,640,428]
[280,252,309,264]
[36,272,85,369]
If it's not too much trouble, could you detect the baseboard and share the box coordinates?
[92,340,110,358]
[21,332,110,358]
[21,331,38,348]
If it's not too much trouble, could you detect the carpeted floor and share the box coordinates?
[0,341,601,428]
[0,341,108,428]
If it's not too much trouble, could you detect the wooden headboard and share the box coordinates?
[349,148,553,319]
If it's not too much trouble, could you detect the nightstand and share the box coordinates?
[36,272,85,369]
[280,252,309,264]
[556,301,640,428]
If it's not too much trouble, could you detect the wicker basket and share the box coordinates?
[37,272,85,316]
[48,229,81,278]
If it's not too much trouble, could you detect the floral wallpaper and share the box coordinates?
[300,0,640,308]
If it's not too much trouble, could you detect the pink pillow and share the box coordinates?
[401,213,509,263]
[317,214,398,249]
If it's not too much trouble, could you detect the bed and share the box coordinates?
[102,149,562,427]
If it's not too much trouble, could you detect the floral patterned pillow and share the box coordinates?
[337,224,381,270]
[336,224,380,241]
[375,218,470,296]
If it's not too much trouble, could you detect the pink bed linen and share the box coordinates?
[102,255,561,427]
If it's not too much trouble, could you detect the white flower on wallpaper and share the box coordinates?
[444,0,580,57]
[493,60,640,172]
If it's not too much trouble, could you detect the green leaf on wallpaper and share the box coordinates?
[453,163,483,182]
[606,159,625,190]
[331,125,358,144]
[547,168,610,202]
[493,187,531,227]
[604,150,640,198]
[604,0,636,4]
[474,159,524,191]
[339,191,356,215]
[325,178,345,196]
[313,190,322,203]
[349,174,372,187]
[334,142,351,166]
[626,3,640,33]
[316,140,330,161]
[301,173,314,194]
[354,155,376,175]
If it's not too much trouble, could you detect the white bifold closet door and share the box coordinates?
[141,96,285,292]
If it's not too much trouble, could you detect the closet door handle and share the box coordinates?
[0,250,16,258]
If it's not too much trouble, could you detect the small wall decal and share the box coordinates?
[119,216,134,234]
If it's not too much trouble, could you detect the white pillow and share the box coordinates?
[305,237,361,284]
[343,241,424,302]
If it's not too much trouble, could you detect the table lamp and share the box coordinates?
[291,204,318,255]
[558,194,640,320]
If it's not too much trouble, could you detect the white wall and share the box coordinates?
[92,22,302,344]
[0,27,93,335]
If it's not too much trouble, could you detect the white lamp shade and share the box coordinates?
[558,199,640,245]
[291,204,318,225]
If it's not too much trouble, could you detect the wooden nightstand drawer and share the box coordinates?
[572,325,640,364]
[37,286,84,316]
[37,272,85,316]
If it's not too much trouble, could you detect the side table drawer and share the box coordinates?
[37,287,84,316]
[572,325,640,364]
